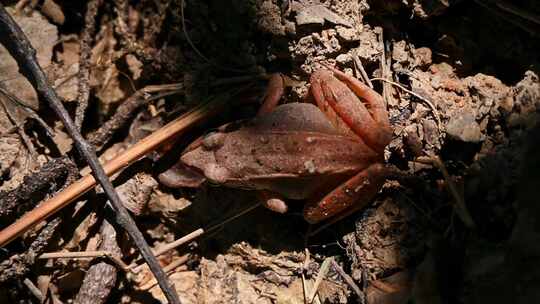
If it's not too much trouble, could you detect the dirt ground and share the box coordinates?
[0,0,539,303]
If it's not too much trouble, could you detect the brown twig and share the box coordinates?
[331,260,365,304]
[23,278,45,302]
[153,228,204,258]
[0,157,74,225]
[76,0,104,131]
[0,6,180,303]
[88,83,183,150]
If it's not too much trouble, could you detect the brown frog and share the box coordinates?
[159,68,392,223]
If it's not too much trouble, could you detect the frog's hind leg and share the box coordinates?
[310,68,392,154]
[303,163,388,224]
[329,67,390,130]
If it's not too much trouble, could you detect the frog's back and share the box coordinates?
[180,102,380,199]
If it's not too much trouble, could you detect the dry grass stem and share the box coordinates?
[352,52,373,88]
[139,254,190,290]
[370,77,442,130]
[331,260,365,304]
[39,250,131,272]
[307,257,333,303]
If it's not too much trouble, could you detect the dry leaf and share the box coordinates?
[52,120,73,154]
[54,62,80,101]
[53,39,80,101]
[126,54,143,80]
[149,271,199,304]
[90,27,125,109]
[0,7,57,112]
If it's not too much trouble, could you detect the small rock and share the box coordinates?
[413,47,432,67]
[446,111,484,142]
[422,118,440,148]
[403,124,423,156]
[257,0,286,35]
[336,53,352,65]
[295,5,352,27]
[336,26,358,41]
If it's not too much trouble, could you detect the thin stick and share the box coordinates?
[301,248,311,304]
[23,278,45,303]
[205,202,261,233]
[0,98,226,247]
[139,254,190,290]
[307,257,332,303]
[473,0,540,36]
[370,77,442,130]
[87,83,184,149]
[416,154,476,228]
[352,52,373,88]
[154,228,204,257]
[132,228,203,273]
[179,0,247,73]
[331,260,365,304]
[39,250,131,273]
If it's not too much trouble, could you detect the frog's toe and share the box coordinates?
[203,163,231,184]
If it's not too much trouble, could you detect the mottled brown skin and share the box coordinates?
[159,68,392,223]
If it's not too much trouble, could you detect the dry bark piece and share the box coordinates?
[74,220,121,304]
[0,156,75,226]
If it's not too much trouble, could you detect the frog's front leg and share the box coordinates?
[257,73,285,115]
[303,163,388,224]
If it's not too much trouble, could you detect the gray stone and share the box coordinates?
[446,111,484,142]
